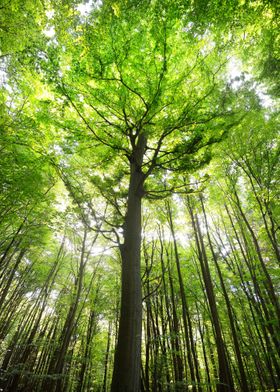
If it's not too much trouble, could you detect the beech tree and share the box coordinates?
[0,1,279,392]
[40,2,244,390]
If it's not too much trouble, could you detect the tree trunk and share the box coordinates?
[187,198,234,391]
[102,321,112,392]
[200,195,250,392]
[111,134,146,392]
[166,201,201,391]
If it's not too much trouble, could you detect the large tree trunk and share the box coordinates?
[111,134,146,392]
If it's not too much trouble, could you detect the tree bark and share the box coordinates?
[166,201,201,391]
[111,134,146,392]
[200,195,250,392]
[187,198,234,391]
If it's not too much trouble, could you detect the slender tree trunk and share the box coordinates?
[237,159,280,263]
[167,260,184,389]
[232,190,280,324]
[158,236,172,392]
[0,217,26,267]
[41,231,87,392]
[0,249,26,309]
[196,302,212,392]
[200,195,250,392]
[227,202,280,358]
[166,201,201,391]
[187,198,234,391]
[102,321,112,392]
[76,310,96,392]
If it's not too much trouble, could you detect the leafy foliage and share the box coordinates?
[0,1,279,391]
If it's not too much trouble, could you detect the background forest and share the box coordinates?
[0,0,279,391]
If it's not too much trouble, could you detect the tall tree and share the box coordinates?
[0,1,279,391]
